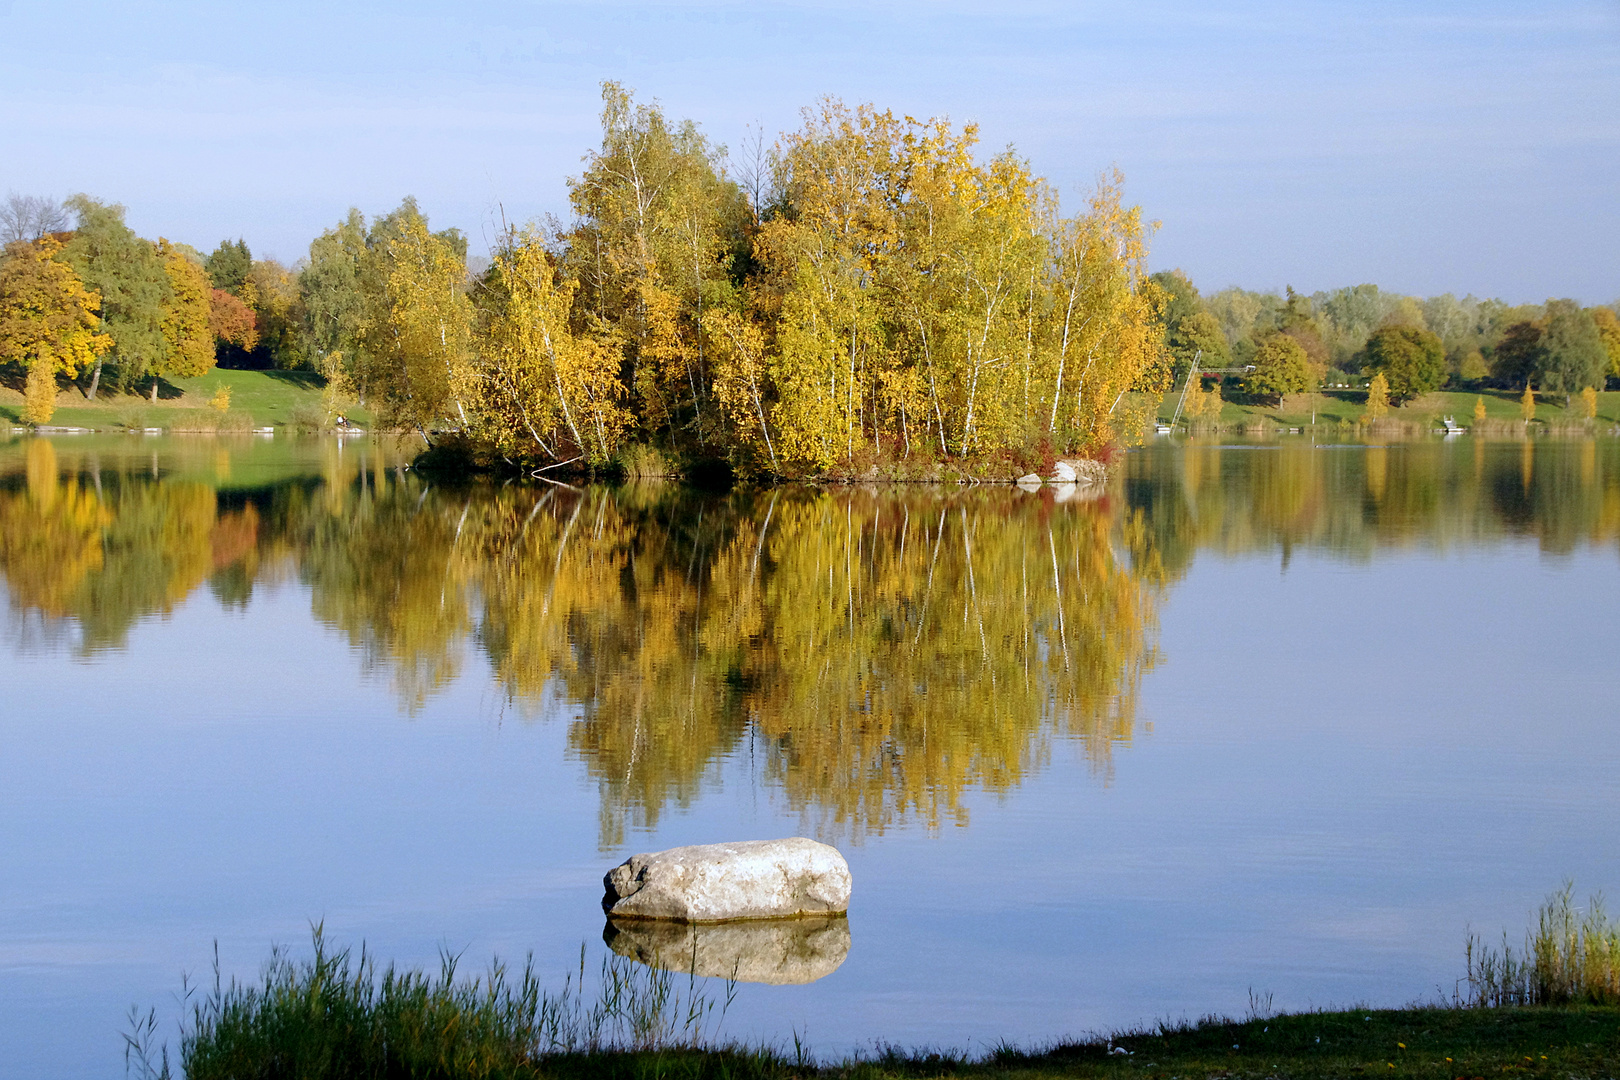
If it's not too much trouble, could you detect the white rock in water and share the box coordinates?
[1016,473,1043,490]
[1050,458,1108,486]
[605,914,850,984]
[603,838,852,922]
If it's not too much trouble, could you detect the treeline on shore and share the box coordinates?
[1,83,1162,476]
[1154,272,1620,420]
[5,82,1619,474]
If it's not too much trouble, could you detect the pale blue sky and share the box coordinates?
[2,1,1616,303]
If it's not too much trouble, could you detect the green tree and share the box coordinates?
[205,239,252,295]
[246,258,306,369]
[300,200,466,407]
[1243,334,1311,403]
[1492,320,1544,388]
[1150,269,1208,378]
[60,195,170,398]
[1167,309,1230,374]
[1362,324,1445,403]
[1536,300,1606,406]
[299,209,368,390]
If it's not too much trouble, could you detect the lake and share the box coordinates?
[2,432,1618,1078]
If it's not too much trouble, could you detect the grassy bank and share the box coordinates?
[134,883,1620,1079]
[135,987,1620,1080]
[1157,388,1620,433]
[0,368,366,431]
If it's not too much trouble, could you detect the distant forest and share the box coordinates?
[1153,271,1620,409]
[3,82,1618,473]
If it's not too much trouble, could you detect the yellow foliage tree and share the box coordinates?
[1474,395,1487,424]
[477,230,632,465]
[756,104,1164,470]
[0,237,112,424]
[1521,383,1536,421]
[156,238,215,398]
[1592,307,1620,378]
[564,82,747,448]
[371,214,476,437]
[704,307,779,471]
[1364,372,1390,420]
[1579,385,1598,420]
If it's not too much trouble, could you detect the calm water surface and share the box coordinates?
[2,433,1618,1078]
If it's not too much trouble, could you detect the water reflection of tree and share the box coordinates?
[445,483,1160,844]
[1123,438,1620,571]
[7,434,1620,843]
[0,439,248,651]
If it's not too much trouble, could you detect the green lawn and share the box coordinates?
[0,367,368,430]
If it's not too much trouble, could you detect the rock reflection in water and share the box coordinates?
[603,915,851,985]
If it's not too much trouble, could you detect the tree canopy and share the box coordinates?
[1243,334,1311,403]
[1363,324,1445,402]
[60,195,170,397]
[0,237,112,422]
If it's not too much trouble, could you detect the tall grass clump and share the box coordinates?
[128,927,739,1080]
[1464,881,1620,1007]
[614,444,678,480]
[288,402,330,432]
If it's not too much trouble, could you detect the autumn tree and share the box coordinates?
[1592,307,1620,381]
[1243,334,1311,404]
[154,239,215,397]
[564,82,748,448]
[209,289,258,353]
[245,258,306,369]
[1521,383,1536,421]
[1473,395,1487,424]
[1044,170,1167,453]
[1363,324,1445,403]
[0,237,112,423]
[60,196,170,398]
[1364,372,1390,419]
[759,100,902,467]
[304,199,467,411]
[1578,386,1598,420]
[365,211,475,437]
[474,227,631,464]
